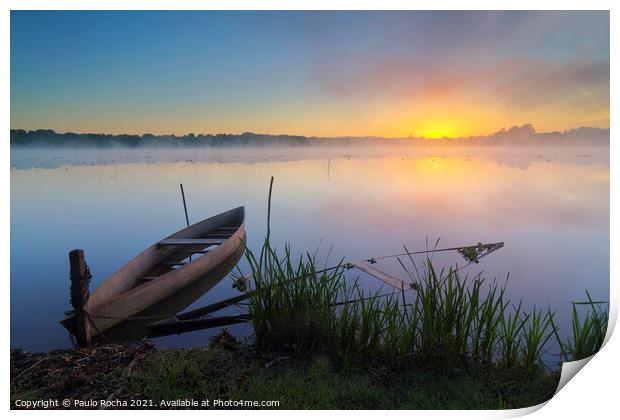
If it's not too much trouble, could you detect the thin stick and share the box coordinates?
[267,176,274,239]
[147,314,251,338]
[180,183,190,227]
[327,158,331,182]
[373,242,504,262]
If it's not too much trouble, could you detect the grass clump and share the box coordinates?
[243,239,345,353]
[554,291,609,362]
[243,239,608,372]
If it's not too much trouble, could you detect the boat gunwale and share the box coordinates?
[61,206,245,336]
[104,218,246,302]
[86,206,244,308]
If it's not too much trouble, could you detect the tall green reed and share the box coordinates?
[244,238,344,352]
[553,291,609,361]
[242,239,603,372]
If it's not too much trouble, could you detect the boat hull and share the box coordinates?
[92,241,245,343]
[60,206,245,340]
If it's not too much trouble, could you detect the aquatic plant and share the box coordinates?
[243,239,606,372]
[553,291,609,362]
[457,242,495,263]
[521,307,556,370]
[243,238,344,352]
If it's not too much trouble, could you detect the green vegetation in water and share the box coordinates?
[457,242,495,262]
[553,291,609,362]
[241,239,607,372]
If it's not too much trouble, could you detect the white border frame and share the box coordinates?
[2,2,616,419]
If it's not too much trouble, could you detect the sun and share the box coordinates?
[416,120,459,139]
[423,127,453,139]
[421,126,458,139]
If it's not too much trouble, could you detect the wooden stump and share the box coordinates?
[69,249,91,347]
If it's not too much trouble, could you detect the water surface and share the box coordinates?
[10,146,609,353]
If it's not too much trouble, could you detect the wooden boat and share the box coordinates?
[60,206,246,341]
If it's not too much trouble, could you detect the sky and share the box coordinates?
[10,11,610,138]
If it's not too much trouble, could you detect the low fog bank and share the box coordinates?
[10,124,610,149]
[10,144,609,170]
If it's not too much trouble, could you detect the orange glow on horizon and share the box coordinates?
[417,122,459,139]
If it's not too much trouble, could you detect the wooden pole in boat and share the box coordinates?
[69,249,91,347]
[180,183,190,227]
[267,176,274,239]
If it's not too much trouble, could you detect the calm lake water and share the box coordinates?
[10,146,610,354]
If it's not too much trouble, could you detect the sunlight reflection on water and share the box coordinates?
[10,146,609,354]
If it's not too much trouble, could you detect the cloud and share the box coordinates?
[489,58,609,109]
[314,55,609,113]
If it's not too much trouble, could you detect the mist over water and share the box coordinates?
[10,144,609,355]
[10,144,610,170]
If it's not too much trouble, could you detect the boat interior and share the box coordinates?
[134,225,241,287]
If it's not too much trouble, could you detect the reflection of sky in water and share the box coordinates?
[10,147,609,353]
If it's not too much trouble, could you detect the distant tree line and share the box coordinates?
[9,129,314,148]
[9,126,609,148]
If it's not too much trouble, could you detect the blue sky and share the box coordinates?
[10,11,610,137]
